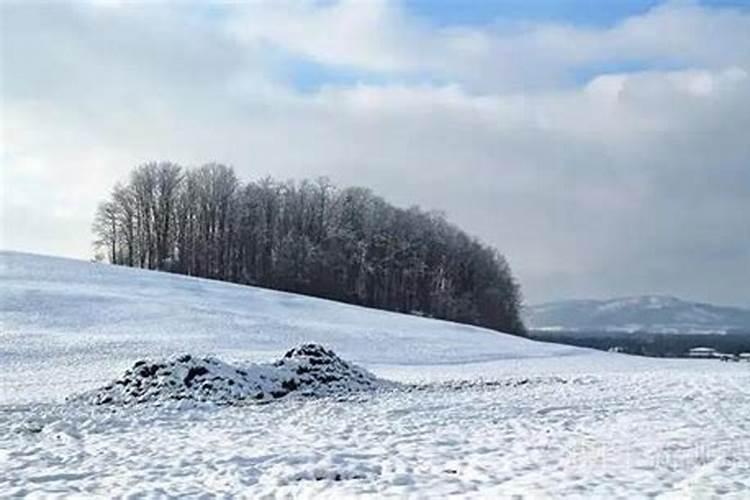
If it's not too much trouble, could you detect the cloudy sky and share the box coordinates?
[1,0,749,307]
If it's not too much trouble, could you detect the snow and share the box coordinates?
[2,251,750,498]
[1,251,580,403]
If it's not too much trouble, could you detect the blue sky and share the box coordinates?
[404,0,749,27]
[270,51,450,93]
[270,0,750,92]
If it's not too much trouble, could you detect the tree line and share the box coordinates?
[529,331,750,358]
[93,162,526,336]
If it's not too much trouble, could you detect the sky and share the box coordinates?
[1,0,749,307]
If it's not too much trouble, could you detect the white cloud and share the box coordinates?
[223,0,750,91]
[1,0,748,306]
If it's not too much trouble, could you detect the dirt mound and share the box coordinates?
[274,344,381,395]
[74,344,385,406]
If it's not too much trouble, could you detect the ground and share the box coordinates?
[3,358,749,498]
[1,252,749,498]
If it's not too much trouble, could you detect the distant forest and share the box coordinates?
[529,331,750,358]
[93,162,526,336]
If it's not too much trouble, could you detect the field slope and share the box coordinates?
[1,251,748,498]
[1,251,581,403]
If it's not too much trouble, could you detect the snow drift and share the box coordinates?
[74,344,386,406]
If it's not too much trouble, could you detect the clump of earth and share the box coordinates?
[74,344,386,406]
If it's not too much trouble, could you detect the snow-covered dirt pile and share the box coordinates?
[74,344,386,406]
[273,344,385,396]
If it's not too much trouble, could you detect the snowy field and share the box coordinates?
[1,251,749,498]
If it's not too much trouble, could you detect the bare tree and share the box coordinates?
[153,162,182,270]
[92,201,118,264]
[94,163,527,336]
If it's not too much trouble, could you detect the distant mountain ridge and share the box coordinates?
[527,295,750,335]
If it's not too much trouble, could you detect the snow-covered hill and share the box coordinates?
[0,251,582,403]
[3,251,750,498]
[527,295,750,334]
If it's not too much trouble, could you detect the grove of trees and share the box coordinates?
[93,162,526,336]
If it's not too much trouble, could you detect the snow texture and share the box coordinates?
[2,252,750,498]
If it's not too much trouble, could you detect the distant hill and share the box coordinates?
[526,295,750,335]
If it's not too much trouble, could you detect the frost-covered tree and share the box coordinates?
[94,163,526,336]
[92,200,118,264]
